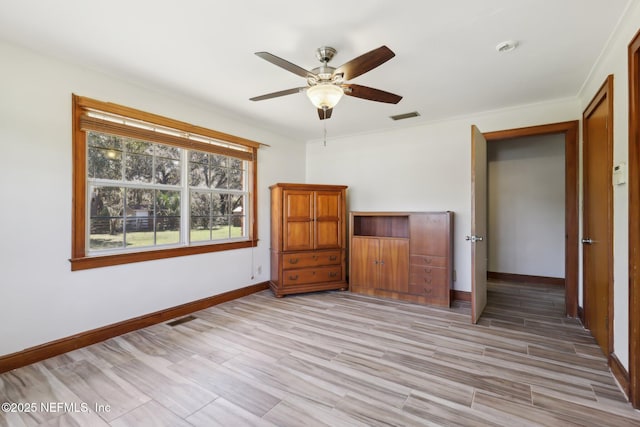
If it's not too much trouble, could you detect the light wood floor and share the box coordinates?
[1,281,639,426]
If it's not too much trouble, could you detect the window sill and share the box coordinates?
[70,239,257,271]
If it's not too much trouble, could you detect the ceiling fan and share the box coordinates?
[250,45,402,120]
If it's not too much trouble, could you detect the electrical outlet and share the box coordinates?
[257,265,262,275]
[453,270,457,282]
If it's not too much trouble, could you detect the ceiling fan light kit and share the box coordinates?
[250,45,402,120]
[307,83,344,109]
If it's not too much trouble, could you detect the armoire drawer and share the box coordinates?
[408,280,449,302]
[410,255,447,268]
[282,250,341,269]
[409,265,448,286]
[283,266,342,286]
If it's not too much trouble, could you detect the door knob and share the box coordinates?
[465,235,484,243]
[582,238,594,244]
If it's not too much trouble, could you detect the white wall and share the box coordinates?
[0,40,305,356]
[306,98,579,292]
[487,134,565,278]
[576,0,640,373]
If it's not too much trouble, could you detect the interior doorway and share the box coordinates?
[487,134,566,286]
[481,121,579,318]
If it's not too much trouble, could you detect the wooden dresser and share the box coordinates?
[349,211,453,307]
[269,183,348,297]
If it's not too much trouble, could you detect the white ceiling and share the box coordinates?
[0,0,632,141]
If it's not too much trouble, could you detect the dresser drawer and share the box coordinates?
[282,250,341,269]
[408,280,449,302]
[410,255,447,268]
[410,265,448,286]
[282,266,342,286]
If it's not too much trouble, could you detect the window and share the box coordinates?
[71,95,260,270]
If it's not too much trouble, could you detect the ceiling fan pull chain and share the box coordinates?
[323,110,327,146]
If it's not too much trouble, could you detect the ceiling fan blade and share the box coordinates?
[335,46,395,81]
[317,108,333,120]
[250,87,306,101]
[255,52,316,79]
[344,84,402,104]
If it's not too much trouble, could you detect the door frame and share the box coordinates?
[483,121,579,317]
[582,75,614,358]
[627,29,640,409]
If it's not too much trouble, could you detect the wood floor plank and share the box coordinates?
[1,281,639,426]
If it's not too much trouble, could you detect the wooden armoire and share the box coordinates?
[269,183,348,297]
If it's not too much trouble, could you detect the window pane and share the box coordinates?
[126,139,153,154]
[212,216,231,240]
[88,132,122,150]
[189,162,209,188]
[124,188,154,247]
[228,168,243,190]
[89,186,124,250]
[189,151,209,188]
[88,147,122,180]
[155,157,180,185]
[190,191,211,242]
[228,158,243,170]
[212,193,227,215]
[212,167,228,189]
[211,154,227,168]
[189,151,208,164]
[125,153,153,183]
[230,194,246,237]
[155,144,180,160]
[156,190,180,245]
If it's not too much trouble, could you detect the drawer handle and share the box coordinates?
[329,272,338,278]
[288,275,299,280]
[424,268,432,273]
[289,258,299,264]
[423,278,432,284]
[329,255,337,261]
[313,255,318,260]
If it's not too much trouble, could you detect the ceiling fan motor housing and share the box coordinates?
[316,46,337,63]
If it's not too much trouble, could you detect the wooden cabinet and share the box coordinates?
[349,211,453,307]
[351,237,409,293]
[270,183,348,297]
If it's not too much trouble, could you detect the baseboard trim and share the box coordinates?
[451,290,471,302]
[488,271,565,286]
[0,282,269,374]
[610,353,631,398]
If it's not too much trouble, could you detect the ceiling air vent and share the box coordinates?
[390,111,420,121]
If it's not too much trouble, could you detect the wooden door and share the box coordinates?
[315,190,342,249]
[583,76,613,357]
[282,190,314,251]
[350,237,379,291]
[378,239,409,292]
[628,31,640,409]
[471,125,488,324]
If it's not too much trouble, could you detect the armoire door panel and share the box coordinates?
[316,221,340,249]
[284,191,313,220]
[410,214,449,255]
[315,191,341,219]
[379,239,409,292]
[350,237,379,290]
[284,221,314,251]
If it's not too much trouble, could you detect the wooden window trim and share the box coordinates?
[70,94,260,271]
